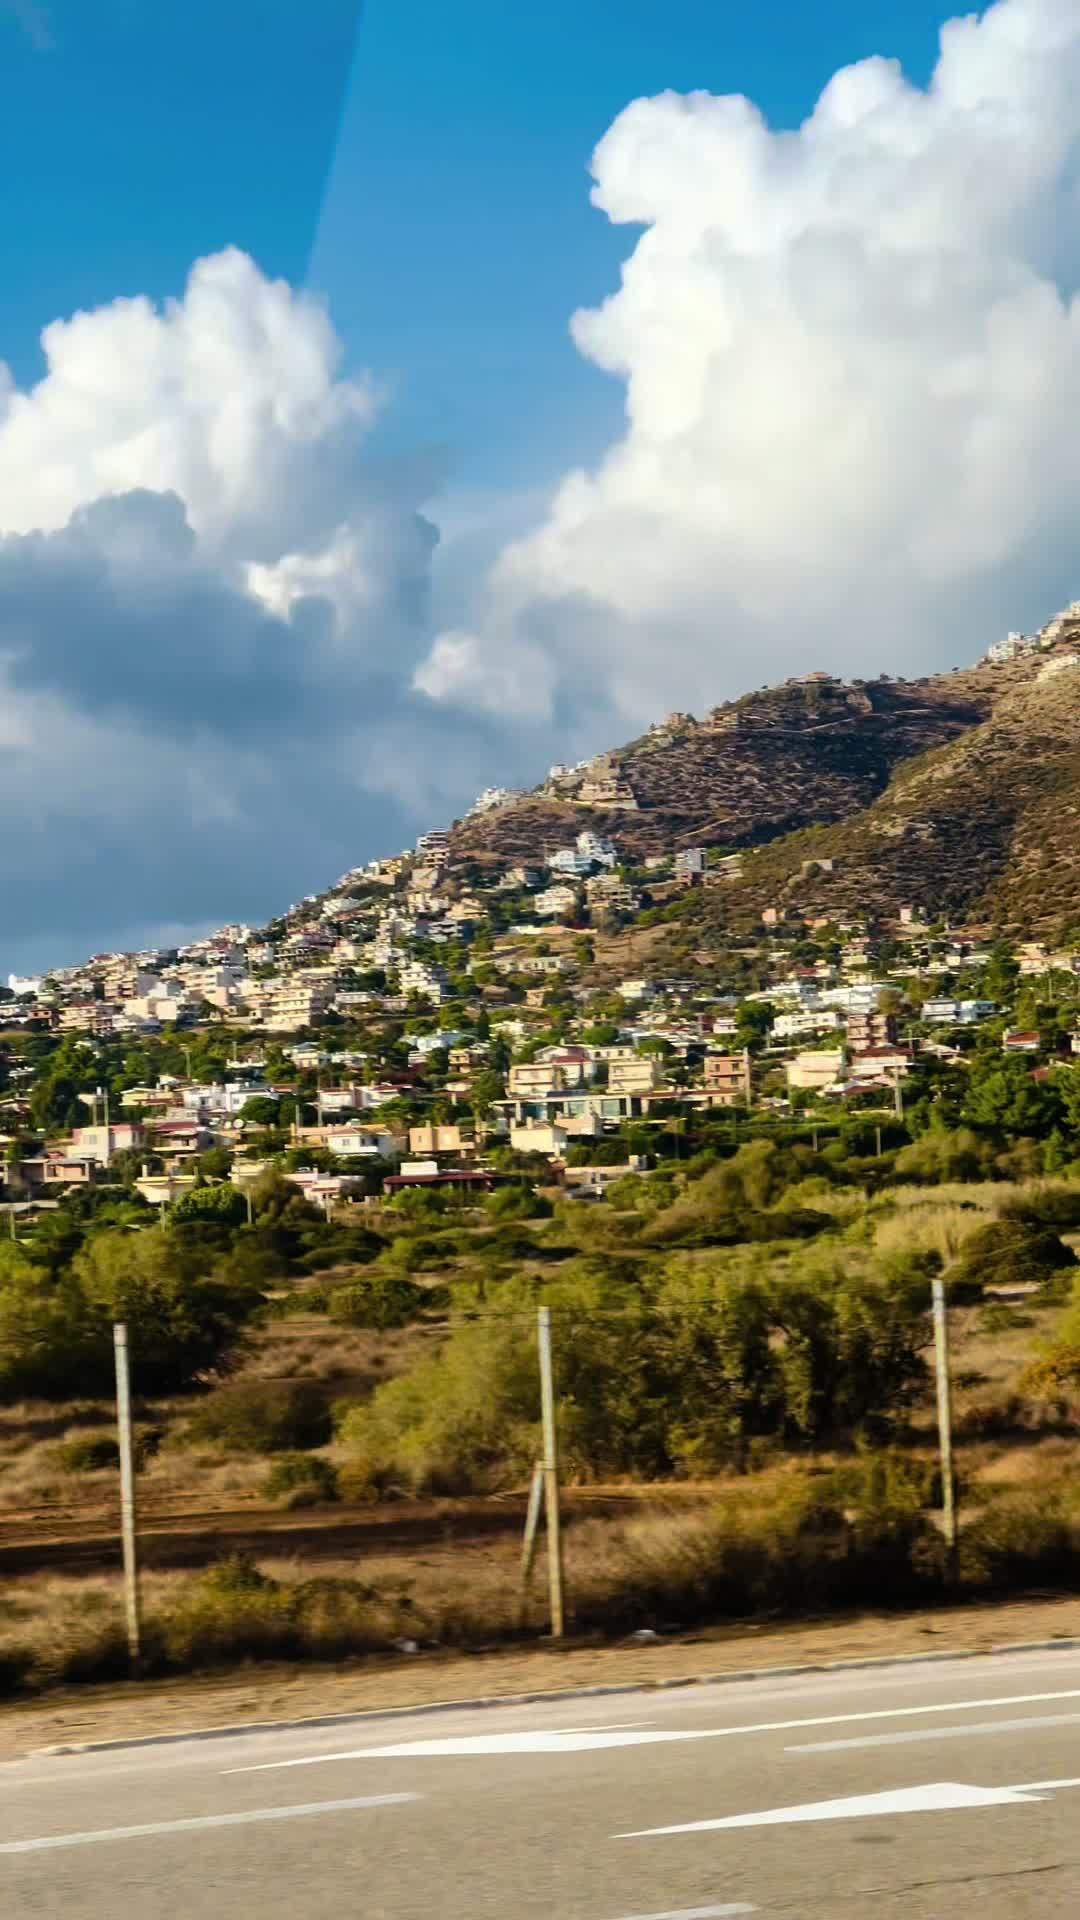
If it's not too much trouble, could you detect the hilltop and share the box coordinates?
[716,651,1080,931]
[445,637,1080,930]
[449,668,998,868]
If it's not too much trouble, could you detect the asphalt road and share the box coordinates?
[5,1647,1080,1917]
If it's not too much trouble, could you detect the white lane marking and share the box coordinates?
[621,1781,1043,1835]
[557,1728,653,1743]
[0,1793,420,1856]
[789,1710,1080,1753]
[620,1773,1080,1838]
[618,1907,755,1917]
[227,1685,1080,1770]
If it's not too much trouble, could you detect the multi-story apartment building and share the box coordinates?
[605,1056,666,1095]
[675,847,707,882]
[847,1009,898,1051]
[702,1049,752,1106]
[246,972,337,1032]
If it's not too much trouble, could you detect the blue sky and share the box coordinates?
[316,0,947,493]
[4,0,947,488]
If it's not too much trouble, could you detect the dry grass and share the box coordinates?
[884,1181,1019,1214]
[5,1469,1080,1699]
[0,1312,425,1519]
[874,1203,987,1265]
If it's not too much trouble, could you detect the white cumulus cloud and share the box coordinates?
[416,0,1080,736]
[0,248,494,962]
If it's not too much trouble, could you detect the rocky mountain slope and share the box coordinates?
[449,667,1002,868]
[721,656,1080,930]
[439,621,1080,928]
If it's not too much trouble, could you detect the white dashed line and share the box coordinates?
[789,1710,1080,1754]
[1,1793,420,1855]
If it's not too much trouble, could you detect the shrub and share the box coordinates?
[184,1381,331,1454]
[0,1645,34,1697]
[960,1494,1077,1589]
[893,1128,994,1185]
[874,1202,983,1269]
[567,1480,945,1632]
[58,1433,120,1473]
[382,1233,452,1274]
[288,1576,385,1658]
[338,1318,540,1496]
[976,1302,1031,1336]
[482,1185,552,1221]
[947,1217,1076,1300]
[1001,1184,1080,1232]
[994,1139,1045,1183]
[160,1556,298,1667]
[328,1274,429,1329]
[262,1453,339,1506]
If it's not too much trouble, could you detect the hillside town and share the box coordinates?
[0,597,1078,1222]
[3,775,1079,1220]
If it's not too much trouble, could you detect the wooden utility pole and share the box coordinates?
[932,1279,958,1573]
[536,1305,566,1638]
[520,1461,545,1605]
[113,1323,142,1671]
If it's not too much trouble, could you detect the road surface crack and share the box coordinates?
[825,1857,1077,1903]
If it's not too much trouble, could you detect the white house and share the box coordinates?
[509,1120,569,1158]
[773,1008,844,1040]
[7,974,42,998]
[574,830,616,868]
[534,884,578,919]
[786,1049,846,1092]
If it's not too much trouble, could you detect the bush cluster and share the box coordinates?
[337,1251,931,1496]
[184,1381,331,1454]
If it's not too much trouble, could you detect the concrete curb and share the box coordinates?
[31,1632,1080,1758]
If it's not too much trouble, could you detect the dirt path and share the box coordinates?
[5,1591,1079,1762]
[0,1489,642,1577]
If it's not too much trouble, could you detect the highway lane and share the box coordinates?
[5,1647,1080,1917]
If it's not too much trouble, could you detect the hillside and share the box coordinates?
[718,655,1080,930]
[449,662,1016,870]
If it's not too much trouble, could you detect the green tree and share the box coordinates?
[469,1069,505,1119]
[893,1125,994,1184]
[735,1001,773,1054]
[1052,1065,1080,1138]
[71,1227,260,1392]
[963,1059,1062,1138]
[0,1246,98,1398]
[983,941,1020,1004]
[171,1184,248,1228]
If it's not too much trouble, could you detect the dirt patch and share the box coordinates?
[0,1488,653,1577]
[5,1591,1079,1763]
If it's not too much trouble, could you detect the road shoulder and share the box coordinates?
[4,1591,1079,1761]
